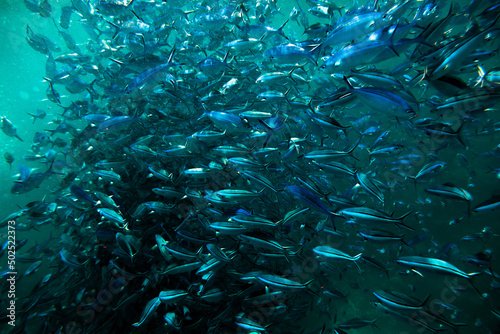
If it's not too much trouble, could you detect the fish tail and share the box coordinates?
[283,250,292,264]
[277,19,289,39]
[466,272,483,298]
[45,160,60,176]
[343,76,354,90]
[353,256,362,273]
[400,236,410,249]
[474,65,486,87]
[397,211,413,222]
[407,175,418,191]
[310,43,322,65]
[103,18,119,39]
[347,136,363,161]
[396,221,415,231]
[387,26,400,57]
[287,67,297,84]
[197,104,209,121]
[455,122,467,148]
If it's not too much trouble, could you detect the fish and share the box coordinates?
[27,109,47,124]
[359,229,408,245]
[425,183,473,201]
[472,195,500,214]
[115,233,140,262]
[124,53,179,94]
[158,290,188,305]
[285,185,337,230]
[321,38,400,74]
[355,172,385,204]
[235,314,270,333]
[1,116,23,142]
[97,208,126,228]
[373,290,429,311]
[303,139,359,161]
[396,256,480,279]
[206,243,235,262]
[4,152,14,171]
[339,207,412,227]
[368,144,404,164]
[11,163,56,194]
[23,260,43,277]
[337,317,379,330]
[256,273,311,290]
[320,11,387,50]
[343,77,416,118]
[215,188,264,203]
[313,161,357,177]
[59,249,89,270]
[423,122,466,147]
[132,297,161,327]
[410,161,447,182]
[70,184,96,205]
[2,1,500,333]
[313,245,362,272]
[476,66,500,87]
[264,43,319,66]
[427,16,500,79]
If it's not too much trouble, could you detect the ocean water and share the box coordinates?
[0,0,499,333]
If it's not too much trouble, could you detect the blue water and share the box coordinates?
[0,0,499,333]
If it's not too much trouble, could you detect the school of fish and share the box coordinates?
[1,0,500,333]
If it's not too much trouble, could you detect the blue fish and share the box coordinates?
[285,185,337,230]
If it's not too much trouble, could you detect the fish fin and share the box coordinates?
[411,268,424,277]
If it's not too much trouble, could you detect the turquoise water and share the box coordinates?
[0,0,499,333]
